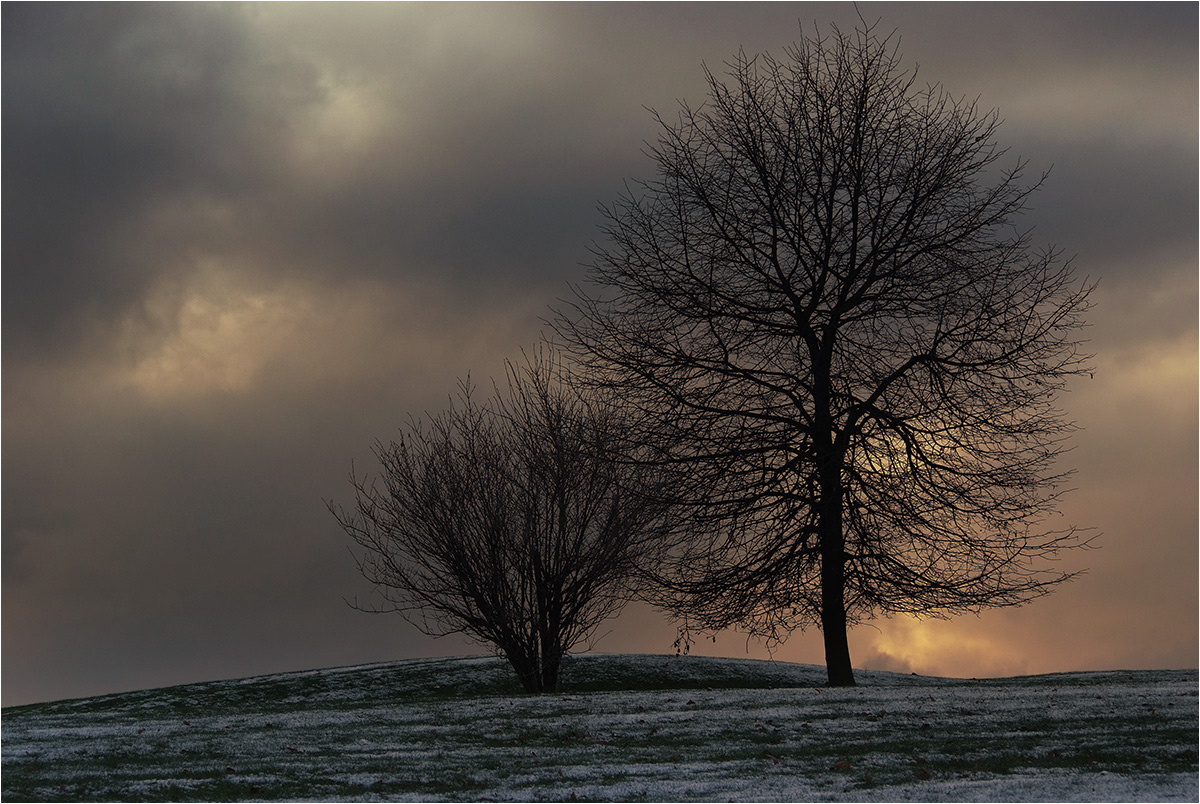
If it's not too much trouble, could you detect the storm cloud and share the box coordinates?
[4,3,1196,705]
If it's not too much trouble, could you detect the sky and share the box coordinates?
[3,2,1196,707]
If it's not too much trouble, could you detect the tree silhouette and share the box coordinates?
[329,352,675,692]
[555,22,1094,686]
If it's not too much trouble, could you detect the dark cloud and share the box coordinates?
[2,4,324,361]
[4,3,1195,705]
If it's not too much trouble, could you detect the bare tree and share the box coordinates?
[328,351,674,693]
[554,22,1094,686]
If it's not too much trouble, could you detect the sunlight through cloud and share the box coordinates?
[120,263,315,399]
[859,615,1030,678]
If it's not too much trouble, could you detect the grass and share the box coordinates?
[2,654,1196,802]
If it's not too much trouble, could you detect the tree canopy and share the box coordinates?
[330,352,676,692]
[555,22,1094,686]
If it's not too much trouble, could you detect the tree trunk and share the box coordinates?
[820,544,856,687]
[540,657,560,693]
[504,645,562,693]
[817,444,857,687]
[505,649,543,693]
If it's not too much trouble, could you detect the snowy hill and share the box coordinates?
[2,654,1196,801]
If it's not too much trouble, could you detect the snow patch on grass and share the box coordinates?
[3,654,1195,802]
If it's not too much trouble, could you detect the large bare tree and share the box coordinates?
[555,23,1094,686]
[329,352,674,692]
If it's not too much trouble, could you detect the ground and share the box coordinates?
[2,654,1196,801]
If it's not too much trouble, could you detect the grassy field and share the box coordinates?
[2,654,1196,802]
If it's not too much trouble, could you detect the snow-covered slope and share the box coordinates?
[3,654,1196,801]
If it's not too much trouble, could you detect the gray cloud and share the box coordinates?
[4,3,1195,705]
[3,4,325,360]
